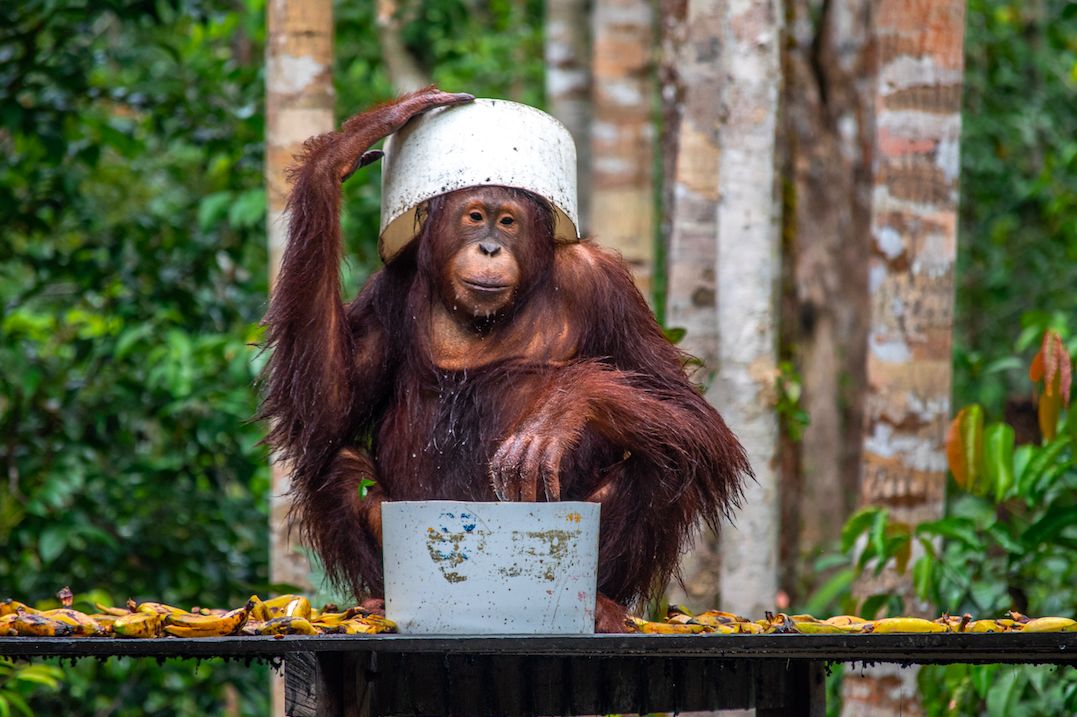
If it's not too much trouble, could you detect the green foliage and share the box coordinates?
[0,660,63,717]
[955,0,1077,412]
[1,0,271,713]
[1,0,547,712]
[810,332,1076,715]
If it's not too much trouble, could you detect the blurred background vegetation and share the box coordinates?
[0,0,1073,714]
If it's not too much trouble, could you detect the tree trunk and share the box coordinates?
[713,0,784,620]
[842,2,966,715]
[590,0,656,296]
[780,0,871,595]
[266,0,333,711]
[545,0,593,235]
[660,0,724,610]
[376,0,428,93]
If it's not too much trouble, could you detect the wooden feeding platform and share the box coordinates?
[2,632,1075,716]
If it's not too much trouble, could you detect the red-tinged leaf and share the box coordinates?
[1043,332,1060,396]
[946,405,984,491]
[1039,389,1062,440]
[1029,347,1045,382]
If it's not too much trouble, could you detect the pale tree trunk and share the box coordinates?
[545,0,593,234]
[842,2,966,715]
[376,0,428,93]
[661,0,725,610]
[590,0,655,296]
[714,0,784,621]
[266,0,333,712]
[780,0,871,587]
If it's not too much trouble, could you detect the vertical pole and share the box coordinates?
[843,1,966,715]
[266,0,334,712]
[714,0,784,621]
[591,0,656,296]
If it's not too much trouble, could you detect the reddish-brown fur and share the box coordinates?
[260,89,751,631]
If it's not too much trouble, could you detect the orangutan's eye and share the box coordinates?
[469,212,483,222]
[499,216,514,226]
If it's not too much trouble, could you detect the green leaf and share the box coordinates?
[841,507,884,553]
[860,593,891,619]
[663,326,687,345]
[1,692,29,717]
[227,188,266,229]
[916,517,984,550]
[986,668,1025,717]
[947,404,986,493]
[1019,436,1070,497]
[1021,505,1077,549]
[0,694,9,717]
[984,422,1016,502]
[38,526,68,563]
[198,191,233,231]
[870,508,889,562]
[912,555,934,602]
[801,567,855,617]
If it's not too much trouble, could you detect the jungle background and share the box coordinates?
[0,0,1074,715]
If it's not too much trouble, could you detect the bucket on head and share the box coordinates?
[378,99,580,262]
[382,501,599,634]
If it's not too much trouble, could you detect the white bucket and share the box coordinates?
[378,99,580,262]
[382,501,600,634]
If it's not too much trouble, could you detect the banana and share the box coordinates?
[257,616,320,635]
[253,594,312,621]
[333,620,381,635]
[0,614,16,635]
[667,604,695,618]
[13,612,74,637]
[866,617,949,634]
[793,620,862,635]
[113,611,166,638]
[696,610,749,624]
[824,615,868,627]
[965,619,1008,633]
[731,621,765,634]
[1019,617,1077,633]
[629,617,707,634]
[94,602,131,617]
[41,608,105,636]
[1,600,37,617]
[135,601,189,617]
[164,605,249,637]
[311,607,368,629]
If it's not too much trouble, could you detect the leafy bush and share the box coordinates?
[815,329,1076,715]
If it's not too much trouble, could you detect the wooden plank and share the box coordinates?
[284,651,343,717]
[2,633,1076,664]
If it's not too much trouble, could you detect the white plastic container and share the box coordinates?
[378,99,580,262]
[382,501,599,634]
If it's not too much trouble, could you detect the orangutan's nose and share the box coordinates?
[479,241,501,257]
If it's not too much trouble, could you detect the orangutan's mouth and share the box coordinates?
[462,279,511,293]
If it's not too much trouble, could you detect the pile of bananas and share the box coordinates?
[0,589,395,639]
[628,606,1077,635]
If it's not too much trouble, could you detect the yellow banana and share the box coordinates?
[257,616,320,635]
[667,604,695,618]
[965,619,1008,633]
[254,594,312,621]
[136,602,189,617]
[113,611,166,638]
[696,610,748,624]
[333,620,381,635]
[824,615,868,627]
[793,620,862,635]
[165,605,249,637]
[1,600,38,617]
[13,612,74,637]
[1020,617,1077,633]
[866,617,949,634]
[41,608,104,636]
[94,602,130,617]
[0,614,16,635]
[629,617,707,634]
